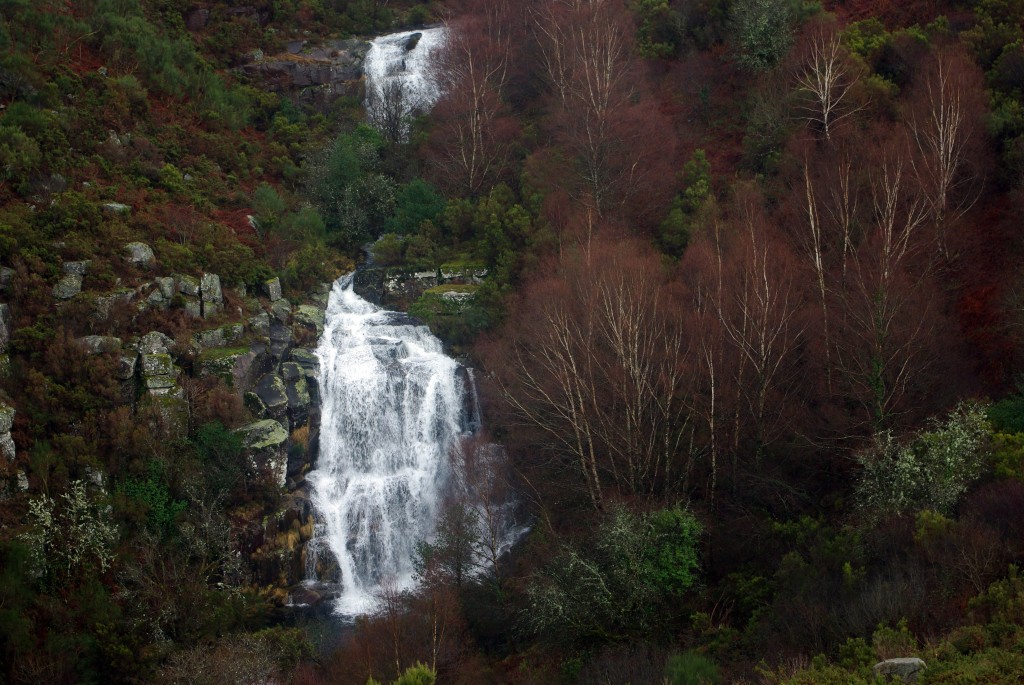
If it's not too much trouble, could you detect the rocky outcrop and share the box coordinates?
[249,491,316,589]
[236,419,289,488]
[289,348,320,405]
[175,274,202,317]
[293,304,325,338]
[0,302,10,354]
[201,273,223,318]
[250,373,289,423]
[873,658,926,683]
[280,362,311,429]
[354,265,488,309]
[193,323,244,351]
[93,289,135,321]
[0,266,13,292]
[0,403,14,462]
[240,39,370,111]
[141,353,178,394]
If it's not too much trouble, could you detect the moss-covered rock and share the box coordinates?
[235,419,289,488]
[293,304,325,338]
[281,362,311,428]
[148,394,189,438]
[253,372,289,421]
[196,346,251,384]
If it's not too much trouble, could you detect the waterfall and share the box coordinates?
[363,27,446,139]
[307,275,470,614]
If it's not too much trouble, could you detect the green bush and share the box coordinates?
[665,651,720,685]
[855,402,991,518]
[525,505,701,646]
[386,179,445,235]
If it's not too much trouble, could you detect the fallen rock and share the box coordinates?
[63,260,90,276]
[0,266,13,292]
[77,335,122,355]
[124,242,155,265]
[53,274,82,299]
[873,658,926,683]
[103,202,130,214]
[264,277,283,302]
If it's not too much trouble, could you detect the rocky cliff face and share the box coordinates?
[240,39,371,111]
[353,264,488,310]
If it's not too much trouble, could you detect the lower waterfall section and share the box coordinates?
[307,275,468,615]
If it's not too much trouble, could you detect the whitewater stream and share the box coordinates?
[362,27,446,138]
[306,275,471,614]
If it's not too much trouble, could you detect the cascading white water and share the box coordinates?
[363,27,446,136]
[308,275,468,614]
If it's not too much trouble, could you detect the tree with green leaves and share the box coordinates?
[731,0,796,71]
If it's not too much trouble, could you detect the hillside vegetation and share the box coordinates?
[6,1,1024,684]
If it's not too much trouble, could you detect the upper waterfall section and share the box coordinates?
[363,27,446,140]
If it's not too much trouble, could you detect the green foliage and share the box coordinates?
[991,432,1024,479]
[371,233,406,266]
[525,505,701,646]
[659,149,713,256]
[730,0,796,71]
[647,507,703,595]
[120,462,187,539]
[633,0,684,59]
[254,182,288,232]
[855,402,991,518]
[193,421,245,495]
[969,565,1024,626]
[989,394,1024,433]
[386,179,446,235]
[19,480,119,582]
[415,502,480,589]
[665,651,720,685]
[872,618,918,660]
[309,125,396,249]
[843,18,890,63]
[394,662,437,685]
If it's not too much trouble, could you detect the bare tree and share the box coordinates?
[484,236,693,508]
[531,0,674,220]
[793,28,864,142]
[907,47,986,261]
[714,201,804,458]
[430,0,518,195]
[367,78,422,144]
[835,152,936,431]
